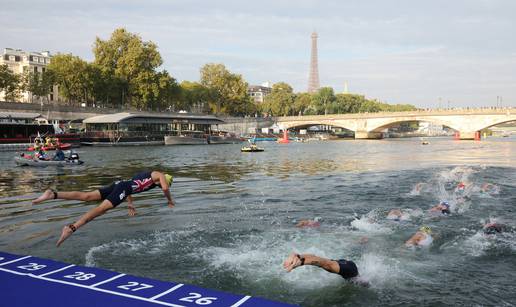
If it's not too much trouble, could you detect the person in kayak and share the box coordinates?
[32,171,174,247]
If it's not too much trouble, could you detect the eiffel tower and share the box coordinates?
[307,32,320,93]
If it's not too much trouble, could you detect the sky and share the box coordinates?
[1,0,515,108]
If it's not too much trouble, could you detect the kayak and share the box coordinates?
[241,146,264,152]
[28,143,72,151]
[14,156,84,167]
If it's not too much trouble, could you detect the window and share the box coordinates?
[34,67,38,73]
[33,56,38,62]
[9,55,15,61]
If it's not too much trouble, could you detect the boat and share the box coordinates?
[81,113,223,146]
[421,141,430,145]
[0,112,80,150]
[241,144,264,152]
[27,136,72,151]
[164,132,208,145]
[14,155,84,167]
[207,132,243,144]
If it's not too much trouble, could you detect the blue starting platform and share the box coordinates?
[0,251,296,307]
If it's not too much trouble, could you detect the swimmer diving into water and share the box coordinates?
[32,171,174,247]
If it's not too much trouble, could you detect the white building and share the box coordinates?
[0,48,59,103]
[248,82,272,103]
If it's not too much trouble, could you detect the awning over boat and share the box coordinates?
[83,112,224,125]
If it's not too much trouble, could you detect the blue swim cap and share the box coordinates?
[440,201,450,208]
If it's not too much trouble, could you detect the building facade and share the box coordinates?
[0,48,59,103]
[248,82,272,103]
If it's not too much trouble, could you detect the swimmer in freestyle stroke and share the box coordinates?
[282,252,367,286]
[429,201,451,215]
[32,171,174,247]
[405,226,433,247]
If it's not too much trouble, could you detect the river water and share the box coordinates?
[0,137,515,306]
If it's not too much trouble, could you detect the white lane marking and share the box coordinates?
[149,284,184,300]
[231,295,252,307]
[36,264,75,277]
[0,267,30,276]
[0,255,31,266]
[90,273,125,287]
[33,275,186,307]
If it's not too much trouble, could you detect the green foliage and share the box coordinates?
[47,53,91,104]
[93,28,172,109]
[293,92,313,115]
[261,82,295,116]
[21,70,55,102]
[313,87,335,115]
[0,64,21,101]
[199,63,253,115]
[180,81,211,113]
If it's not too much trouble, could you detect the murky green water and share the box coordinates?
[1,137,515,306]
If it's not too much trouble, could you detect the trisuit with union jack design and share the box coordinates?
[99,171,161,207]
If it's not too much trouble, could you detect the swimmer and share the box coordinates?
[483,222,505,235]
[405,226,433,247]
[480,183,499,195]
[283,252,364,285]
[386,209,410,221]
[387,209,402,220]
[429,201,451,215]
[296,218,321,228]
[32,171,174,247]
[455,182,466,193]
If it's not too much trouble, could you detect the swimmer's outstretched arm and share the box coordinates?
[283,253,340,274]
[127,196,136,216]
[157,173,175,208]
[56,200,114,247]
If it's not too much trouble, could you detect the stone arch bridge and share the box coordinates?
[275,108,516,140]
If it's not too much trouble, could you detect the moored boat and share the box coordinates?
[14,156,84,167]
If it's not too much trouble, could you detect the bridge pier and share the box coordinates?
[354,131,383,139]
[458,131,481,140]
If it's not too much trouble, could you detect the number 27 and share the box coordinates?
[117,281,154,291]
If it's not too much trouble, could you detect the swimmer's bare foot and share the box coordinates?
[283,253,303,272]
[56,224,75,247]
[32,189,55,204]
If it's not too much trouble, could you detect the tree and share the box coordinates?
[199,63,252,115]
[93,28,164,109]
[47,53,91,105]
[293,92,313,115]
[0,64,21,101]
[261,82,295,116]
[180,81,211,113]
[313,87,335,115]
[22,70,55,103]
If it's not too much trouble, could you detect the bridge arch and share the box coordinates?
[280,121,357,132]
[368,117,460,133]
[472,117,516,132]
